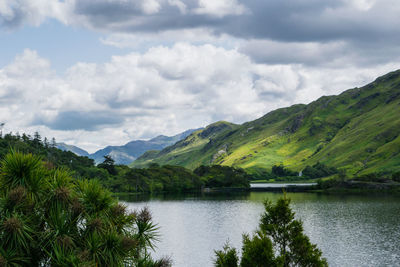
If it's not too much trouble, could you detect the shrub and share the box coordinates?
[302,162,338,179]
[392,171,400,182]
[0,150,170,266]
[194,165,250,188]
[271,165,297,177]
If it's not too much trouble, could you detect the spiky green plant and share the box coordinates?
[0,150,170,266]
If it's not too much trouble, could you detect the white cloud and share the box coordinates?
[141,0,162,14]
[1,0,400,156]
[193,0,248,17]
[0,0,71,28]
[168,0,187,14]
[347,0,376,11]
[100,28,239,49]
[0,45,398,153]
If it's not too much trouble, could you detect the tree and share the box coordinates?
[98,155,117,175]
[0,122,4,138]
[33,131,42,148]
[43,137,49,148]
[214,195,327,267]
[240,231,275,267]
[392,171,400,182]
[0,150,170,266]
[215,243,239,267]
[271,165,297,177]
[22,133,30,143]
[51,137,57,148]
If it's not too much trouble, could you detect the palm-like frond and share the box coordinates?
[0,151,166,266]
[136,255,172,267]
[99,230,127,267]
[84,232,103,264]
[135,207,160,253]
[45,245,80,267]
[0,247,29,267]
[77,179,115,215]
[108,203,135,234]
[41,205,79,252]
[0,150,45,198]
[0,212,35,254]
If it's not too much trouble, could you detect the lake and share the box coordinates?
[250,182,317,188]
[120,191,400,267]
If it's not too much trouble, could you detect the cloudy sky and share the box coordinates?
[1,0,399,152]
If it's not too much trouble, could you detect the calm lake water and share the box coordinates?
[250,182,317,188]
[120,192,400,267]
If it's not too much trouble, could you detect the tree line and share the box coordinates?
[0,132,250,194]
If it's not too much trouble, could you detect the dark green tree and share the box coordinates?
[33,131,41,148]
[271,165,297,177]
[51,137,57,148]
[392,171,400,182]
[214,195,327,267]
[240,231,275,267]
[98,155,117,175]
[214,243,239,267]
[0,122,4,137]
[260,197,326,266]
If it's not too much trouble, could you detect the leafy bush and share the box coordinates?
[122,165,203,193]
[391,171,400,182]
[271,165,297,177]
[0,151,170,266]
[354,172,388,183]
[194,165,250,188]
[302,162,338,179]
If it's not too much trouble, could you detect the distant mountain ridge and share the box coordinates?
[58,129,201,165]
[131,69,400,177]
[56,142,89,157]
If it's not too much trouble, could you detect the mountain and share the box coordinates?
[131,70,400,177]
[131,121,238,167]
[89,128,201,164]
[56,142,89,157]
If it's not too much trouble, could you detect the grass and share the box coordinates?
[131,70,400,177]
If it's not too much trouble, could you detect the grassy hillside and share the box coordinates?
[89,128,201,164]
[131,70,400,177]
[131,121,238,169]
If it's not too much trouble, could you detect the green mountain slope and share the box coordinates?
[131,70,400,177]
[131,121,238,168]
[89,128,201,165]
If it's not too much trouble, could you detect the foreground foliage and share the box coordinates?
[0,151,170,266]
[214,196,327,267]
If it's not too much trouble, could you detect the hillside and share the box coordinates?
[131,70,400,177]
[0,133,96,178]
[61,129,200,165]
[56,142,89,157]
[131,121,239,168]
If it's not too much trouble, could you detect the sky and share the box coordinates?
[1,0,400,153]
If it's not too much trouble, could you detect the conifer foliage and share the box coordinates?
[214,195,327,267]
